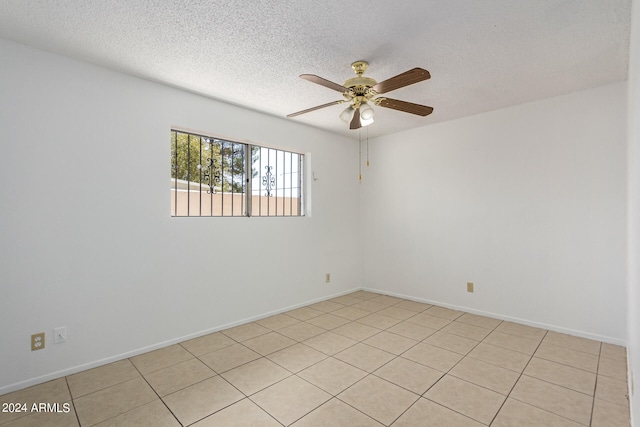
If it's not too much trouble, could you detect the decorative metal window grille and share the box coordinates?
[171,130,304,217]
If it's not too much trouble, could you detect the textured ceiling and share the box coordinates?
[0,0,632,139]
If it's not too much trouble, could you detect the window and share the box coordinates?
[170,130,304,217]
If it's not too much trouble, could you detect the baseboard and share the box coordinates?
[362,287,627,347]
[0,287,360,396]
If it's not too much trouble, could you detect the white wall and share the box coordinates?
[361,82,628,343]
[627,0,640,424]
[0,38,362,393]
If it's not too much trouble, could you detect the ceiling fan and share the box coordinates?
[287,61,433,130]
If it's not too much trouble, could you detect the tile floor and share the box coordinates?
[0,291,630,426]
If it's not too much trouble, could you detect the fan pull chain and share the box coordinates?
[366,126,370,167]
[359,129,362,181]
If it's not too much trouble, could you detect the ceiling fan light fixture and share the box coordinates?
[361,116,374,127]
[360,102,375,121]
[339,106,354,122]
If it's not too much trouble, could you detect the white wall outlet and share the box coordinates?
[325,273,331,283]
[54,327,67,344]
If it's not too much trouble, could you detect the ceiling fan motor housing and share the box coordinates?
[344,61,378,100]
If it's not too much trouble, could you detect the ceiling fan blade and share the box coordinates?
[300,74,348,93]
[372,68,431,94]
[287,100,344,117]
[377,98,434,116]
[349,107,361,129]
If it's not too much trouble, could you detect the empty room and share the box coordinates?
[1,1,639,426]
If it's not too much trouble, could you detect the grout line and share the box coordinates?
[589,342,603,426]
[486,329,549,426]
[63,377,82,427]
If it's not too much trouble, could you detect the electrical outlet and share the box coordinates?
[54,327,67,344]
[31,332,45,351]
[467,282,474,293]
[325,273,331,283]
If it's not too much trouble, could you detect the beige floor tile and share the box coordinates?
[377,306,418,320]
[424,375,505,424]
[267,343,328,373]
[402,342,462,372]
[406,312,452,329]
[449,357,519,395]
[599,356,628,380]
[241,331,296,356]
[510,375,593,425]
[350,291,381,300]
[220,357,290,395]
[456,313,502,329]
[468,342,531,372]
[596,375,630,407]
[286,306,324,321]
[542,331,601,355]
[591,398,631,427]
[255,313,300,330]
[292,398,384,426]
[190,398,280,427]
[306,313,351,330]
[94,400,180,427]
[392,397,484,427]
[423,331,478,355]
[303,331,357,355]
[357,313,402,329]
[523,357,596,395]
[425,306,464,320]
[74,378,157,426]
[252,375,331,425]
[369,295,405,307]
[534,342,599,373]
[67,359,139,398]
[0,400,78,427]
[144,358,216,396]
[483,330,541,355]
[162,376,243,426]
[0,379,71,425]
[394,300,432,313]
[363,331,417,355]
[334,343,396,372]
[306,300,345,313]
[278,322,326,341]
[332,322,380,341]
[332,306,373,321]
[338,375,419,425]
[329,295,362,306]
[492,398,583,427]
[129,344,193,375]
[298,357,368,394]
[220,322,271,342]
[198,343,261,373]
[351,300,387,312]
[387,321,437,341]
[495,321,547,341]
[179,332,235,356]
[374,357,443,395]
[441,321,492,341]
[601,343,627,362]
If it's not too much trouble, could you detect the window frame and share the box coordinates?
[170,129,305,218]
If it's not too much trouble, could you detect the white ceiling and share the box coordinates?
[0,0,632,139]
